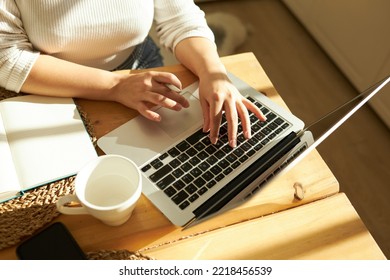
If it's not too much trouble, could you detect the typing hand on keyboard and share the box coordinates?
[142,98,290,211]
[197,75,267,147]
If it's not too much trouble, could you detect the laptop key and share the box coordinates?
[206,155,218,165]
[189,157,201,166]
[274,117,285,125]
[164,186,177,197]
[210,165,222,175]
[187,129,207,145]
[189,193,199,203]
[173,180,185,191]
[275,128,283,134]
[226,154,238,163]
[186,147,198,157]
[202,171,214,182]
[206,180,217,188]
[215,150,226,159]
[241,142,251,151]
[177,141,190,152]
[178,153,189,162]
[198,187,208,196]
[157,174,175,190]
[141,164,151,172]
[261,127,272,135]
[266,112,277,121]
[172,190,189,205]
[215,174,225,182]
[239,154,249,163]
[182,174,194,184]
[198,151,209,160]
[233,147,244,157]
[179,201,190,210]
[168,147,180,157]
[198,161,210,171]
[222,144,233,153]
[185,184,198,194]
[223,167,233,175]
[247,149,256,157]
[169,159,181,168]
[231,161,241,169]
[194,142,205,151]
[282,123,290,129]
[149,164,173,182]
[190,167,202,178]
[194,177,206,188]
[181,162,193,172]
[218,159,230,169]
[261,107,269,115]
[172,169,184,178]
[150,159,163,169]
[159,153,169,160]
[202,136,212,146]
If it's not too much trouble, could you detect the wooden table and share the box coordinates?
[0,52,385,259]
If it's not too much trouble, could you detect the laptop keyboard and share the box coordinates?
[140,96,291,210]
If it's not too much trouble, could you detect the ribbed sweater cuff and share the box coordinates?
[6,50,39,93]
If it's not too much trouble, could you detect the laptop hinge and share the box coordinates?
[192,131,300,220]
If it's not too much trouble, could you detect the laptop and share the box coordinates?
[97,72,389,227]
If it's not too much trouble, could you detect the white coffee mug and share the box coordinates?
[56,155,142,226]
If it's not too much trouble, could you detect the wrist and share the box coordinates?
[100,72,125,102]
[103,72,129,102]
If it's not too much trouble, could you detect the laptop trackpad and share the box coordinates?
[155,91,203,138]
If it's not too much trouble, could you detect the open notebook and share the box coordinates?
[98,73,389,227]
[0,95,97,202]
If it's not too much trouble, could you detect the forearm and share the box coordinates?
[174,37,227,80]
[174,37,266,147]
[20,54,123,101]
[20,53,188,122]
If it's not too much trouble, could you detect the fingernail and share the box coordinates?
[165,83,181,92]
[174,104,183,111]
[244,131,251,139]
[229,139,237,148]
[211,136,218,144]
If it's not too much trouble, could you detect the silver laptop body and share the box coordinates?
[97,72,389,227]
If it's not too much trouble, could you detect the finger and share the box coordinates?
[236,101,251,140]
[165,83,181,93]
[242,98,267,121]
[150,71,183,92]
[200,98,211,133]
[160,88,190,108]
[150,74,189,108]
[146,91,183,111]
[138,102,161,122]
[208,99,224,144]
[224,101,239,147]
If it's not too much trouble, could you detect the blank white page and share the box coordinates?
[1,95,97,190]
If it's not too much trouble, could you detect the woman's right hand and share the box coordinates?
[112,71,189,121]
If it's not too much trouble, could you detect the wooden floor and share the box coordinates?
[197,0,390,258]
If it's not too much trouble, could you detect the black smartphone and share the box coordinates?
[16,222,86,260]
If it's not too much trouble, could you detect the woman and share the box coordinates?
[0,0,265,147]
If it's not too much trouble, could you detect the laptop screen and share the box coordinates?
[277,75,390,177]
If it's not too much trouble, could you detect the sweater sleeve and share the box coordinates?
[153,0,215,53]
[0,1,39,93]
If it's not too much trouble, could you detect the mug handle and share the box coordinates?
[56,195,89,215]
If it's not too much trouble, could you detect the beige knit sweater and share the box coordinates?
[0,0,214,92]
